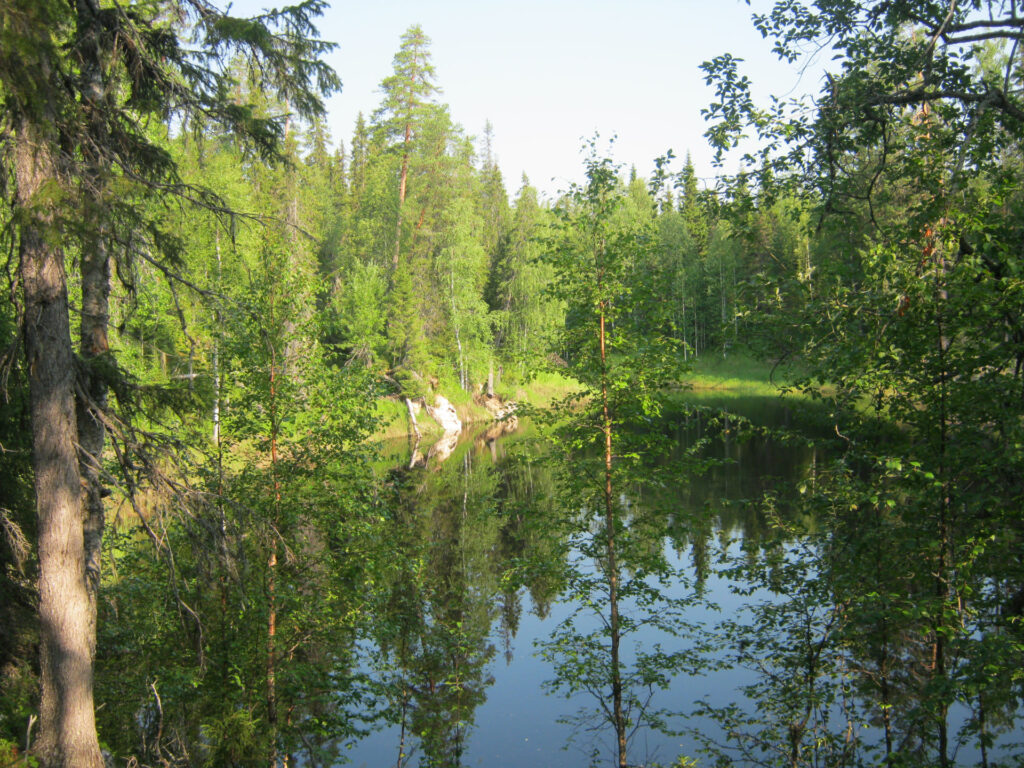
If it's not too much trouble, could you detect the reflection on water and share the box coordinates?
[346,395,1023,767]
[344,396,823,768]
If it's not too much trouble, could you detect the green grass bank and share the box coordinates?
[374,353,801,441]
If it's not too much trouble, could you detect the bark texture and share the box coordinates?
[77,237,109,608]
[17,122,104,768]
[75,0,112,619]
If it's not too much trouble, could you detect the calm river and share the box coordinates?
[341,395,828,768]
[336,393,1022,767]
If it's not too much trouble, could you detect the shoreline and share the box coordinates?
[373,353,799,441]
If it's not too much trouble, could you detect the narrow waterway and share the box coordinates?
[342,396,826,767]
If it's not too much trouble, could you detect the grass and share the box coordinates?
[683,350,806,399]
[375,398,422,441]
[496,370,582,408]
[673,350,845,435]
[375,353,808,441]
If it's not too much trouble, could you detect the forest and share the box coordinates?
[2,1,1024,767]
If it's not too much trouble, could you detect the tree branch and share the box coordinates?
[867,86,1024,123]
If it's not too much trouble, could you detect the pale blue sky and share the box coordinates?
[232,0,823,198]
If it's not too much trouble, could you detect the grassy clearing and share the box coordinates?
[497,370,582,408]
[375,398,422,441]
[674,351,843,434]
[683,351,804,399]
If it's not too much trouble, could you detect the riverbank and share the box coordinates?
[683,352,800,398]
[374,353,802,441]
[375,371,581,440]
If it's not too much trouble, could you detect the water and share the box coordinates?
[341,397,821,767]
[339,397,1023,767]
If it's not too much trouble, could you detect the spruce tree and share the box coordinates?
[0,2,338,764]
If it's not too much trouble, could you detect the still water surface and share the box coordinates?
[343,396,822,767]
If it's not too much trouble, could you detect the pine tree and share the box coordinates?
[678,153,708,255]
[477,121,510,260]
[349,112,370,207]
[372,24,439,271]
[387,261,431,393]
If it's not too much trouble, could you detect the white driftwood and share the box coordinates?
[405,397,421,440]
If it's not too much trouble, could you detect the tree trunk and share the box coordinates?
[75,0,111,622]
[77,220,109,619]
[392,121,412,271]
[405,397,421,441]
[213,233,223,445]
[17,122,104,768]
[455,326,465,391]
[933,242,951,768]
[267,332,281,768]
[598,299,626,768]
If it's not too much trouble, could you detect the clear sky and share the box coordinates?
[232,0,824,199]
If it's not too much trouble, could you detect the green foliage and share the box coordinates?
[200,709,269,767]
[532,146,707,767]
[0,737,38,768]
[362,433,566,767]
[436,197,492,389]
[489,178,563,379]
[80,82,391,764]
[694,517,859,767]
[25,3,1024,764]
[695,2,1024,763]
[96,206,385,760]
[334,260,388,365]
[388,261,432,391]
[0,274,35,734]
[372,24,439,148]
[0,661,36,764]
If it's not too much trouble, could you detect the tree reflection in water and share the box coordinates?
[356,400,821,768]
